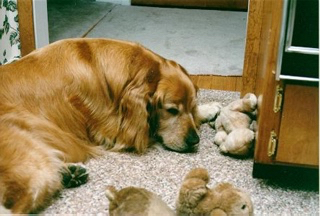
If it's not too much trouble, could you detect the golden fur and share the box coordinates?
[0,38,202,213]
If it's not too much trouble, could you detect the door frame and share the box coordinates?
[17,0,49,56]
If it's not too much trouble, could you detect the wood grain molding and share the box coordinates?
[190,75,242,92]
[132,0,248,10]
[17,0,35,56]
[241,0,264,97]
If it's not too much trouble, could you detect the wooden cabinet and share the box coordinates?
[253,82,319,179]
[250,0,319,179]
[276,84,318,167]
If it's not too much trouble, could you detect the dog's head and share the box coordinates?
[111,42,200,153]
[149,60,200,153]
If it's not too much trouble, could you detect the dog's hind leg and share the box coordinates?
[0,126,65,213]
[0,107,103,213]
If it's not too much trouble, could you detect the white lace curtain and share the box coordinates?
[0,0,21,65]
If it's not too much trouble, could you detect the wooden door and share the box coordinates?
[252,0,284,165]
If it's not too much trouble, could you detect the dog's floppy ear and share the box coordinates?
[147,86,165,139]
[113,62,161,153]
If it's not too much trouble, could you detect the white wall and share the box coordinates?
[96,0,131,6]
[32,0,49,48]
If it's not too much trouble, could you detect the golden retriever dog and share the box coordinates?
[0,38,218,213]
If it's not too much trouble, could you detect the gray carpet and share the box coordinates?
[48,2,247,76]
[43,89,319,215]
[86,5,247,76]
[48,1,116,43]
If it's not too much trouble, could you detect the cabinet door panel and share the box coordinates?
[276,84,319,166]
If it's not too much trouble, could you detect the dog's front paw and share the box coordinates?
[197,102,222,123]
[61,164,89,188]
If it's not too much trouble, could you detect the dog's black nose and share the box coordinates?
[186,129,200,146]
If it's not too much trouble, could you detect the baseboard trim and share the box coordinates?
[190,75,242,92]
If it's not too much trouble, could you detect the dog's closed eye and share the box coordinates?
[166,108,179,115]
